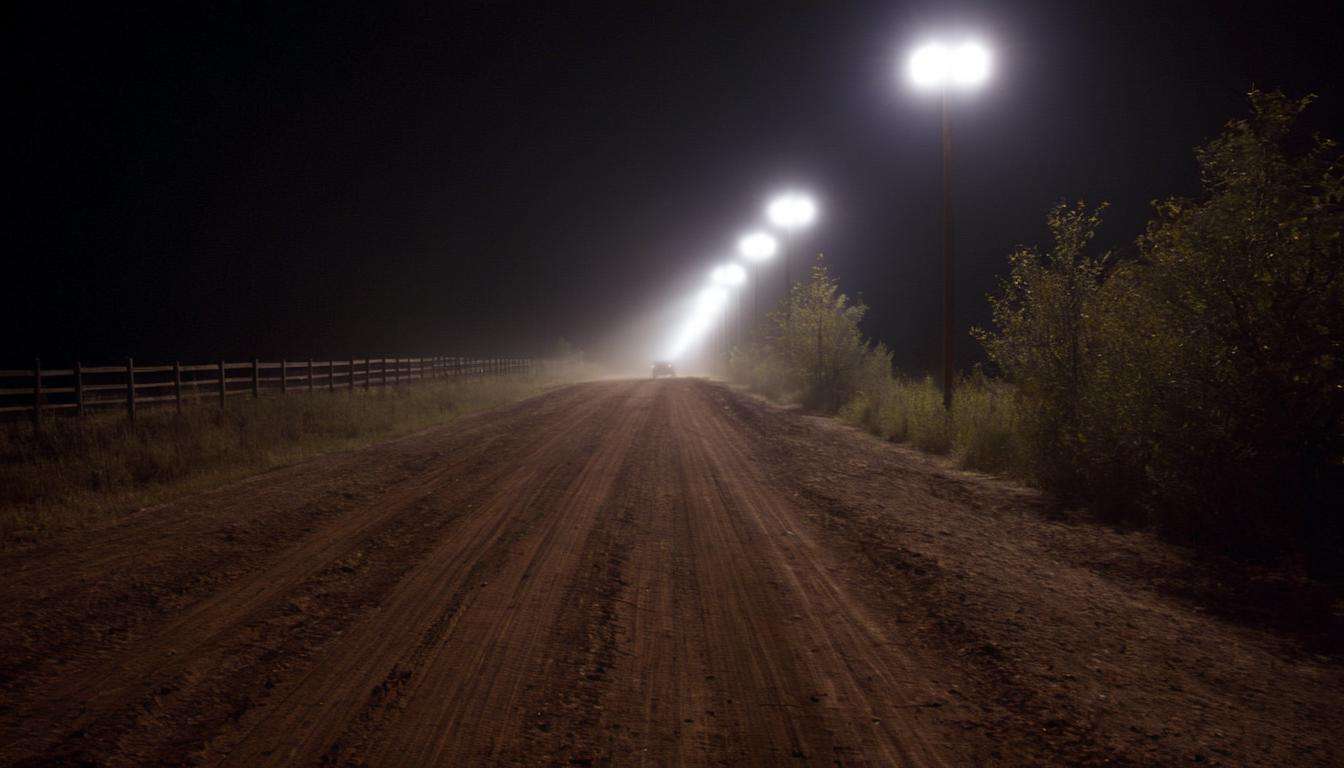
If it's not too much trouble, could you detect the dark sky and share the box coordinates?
[7,1,1343,369]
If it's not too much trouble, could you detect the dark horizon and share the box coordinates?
[7,0,1344,369]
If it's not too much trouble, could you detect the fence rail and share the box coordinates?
[2,355,543,423]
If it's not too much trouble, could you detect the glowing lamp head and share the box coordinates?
[908,40,990,89]
[765,193,817,229]
[737,231,778,261]
[711,263,747,287]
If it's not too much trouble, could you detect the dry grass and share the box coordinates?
[837,375,1035,477]
[0,371,581,544]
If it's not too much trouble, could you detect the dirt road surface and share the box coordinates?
[2,379,1340,766]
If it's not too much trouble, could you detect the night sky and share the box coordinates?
[8,1,1343,370]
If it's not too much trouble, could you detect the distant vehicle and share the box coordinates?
[651,361,676,379]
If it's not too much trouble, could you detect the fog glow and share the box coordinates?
[711,263,747,287]
[664,286,729,360]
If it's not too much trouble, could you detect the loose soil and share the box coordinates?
[1,379,1339,766]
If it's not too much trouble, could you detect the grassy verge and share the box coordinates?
[827,375,1035,478]
[0,370,584,544]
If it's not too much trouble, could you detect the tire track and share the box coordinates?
[0,383,627,765]
[2,379,975,767]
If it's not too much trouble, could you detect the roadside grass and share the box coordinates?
[837,375,1035,478]
[0,371,581,544]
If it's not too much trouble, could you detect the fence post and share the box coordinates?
[281,360,288,395]
[218,360,226,411]
[32,358,42,427]
[394,357,400,386]
[307,359,314,393]
[328,360,335,392]
[174,360,183,411]
[350,357,356,392]
[366,357,373,390]
[74,360,84,416]
[126,357,136,422]
[252,359,260,397]
[382,358,389,388]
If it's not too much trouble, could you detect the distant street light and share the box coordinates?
[738,231,778,261]
[907,39,991,410]
[765,192,817,317]
[766,193,818,229]
[738,231,778,321]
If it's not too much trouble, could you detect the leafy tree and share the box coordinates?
[972,201,1112,492]
[976,89,1344,568]
[774,261,880,411]
[731,260,884,412]
[1136,89,1344,557]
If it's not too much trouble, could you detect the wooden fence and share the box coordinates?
[1,356,540,423]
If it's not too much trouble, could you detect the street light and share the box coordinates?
[738,231,778,322]
[765,192,817,316]
[737,231,778,261]
[766,193,817,229]
[909,41,990,88]
[907,39,991,410]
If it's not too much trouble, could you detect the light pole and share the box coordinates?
[908,40,990,410]
[766,192,818,319]
[737,231,778,329]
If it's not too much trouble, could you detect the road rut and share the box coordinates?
[2,378,1341,767]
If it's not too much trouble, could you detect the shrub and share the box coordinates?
[975,89,1344,569]
[735,260,885,412]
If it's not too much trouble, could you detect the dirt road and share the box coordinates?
[1,379,1340,766]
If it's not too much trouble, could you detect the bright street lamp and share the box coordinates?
[908,41,990,88]
[907,38,991,410]
[738,231,778,323]
[764,192,817,317]
[737,231,778,261]
[766,193,817,229]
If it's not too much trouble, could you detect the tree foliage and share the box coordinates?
[1136,90,1344,553]
[972,201,1111,492]
[731,260,886,412]
[976,89,1344,568]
